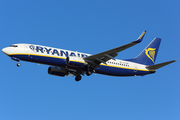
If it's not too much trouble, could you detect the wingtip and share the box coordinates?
[136,30,146,43]
[168,60,177,63]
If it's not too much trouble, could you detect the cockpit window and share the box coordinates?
[10,45,18,47]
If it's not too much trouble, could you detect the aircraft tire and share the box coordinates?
[75,75,82,82]
[17,63,21,67]
[86,70,92,76]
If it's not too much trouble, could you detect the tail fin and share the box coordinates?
[127,38,161,65]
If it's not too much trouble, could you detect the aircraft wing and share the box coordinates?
[84,31,146,69]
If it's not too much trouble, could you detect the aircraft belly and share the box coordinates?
[95,65,150,76]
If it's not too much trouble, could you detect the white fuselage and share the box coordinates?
[2,43,152,77]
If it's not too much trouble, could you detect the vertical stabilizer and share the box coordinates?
[127,38,161,65]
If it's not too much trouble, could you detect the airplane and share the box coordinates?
[2,31,176,81]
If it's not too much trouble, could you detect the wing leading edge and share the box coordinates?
[84,31,146,68]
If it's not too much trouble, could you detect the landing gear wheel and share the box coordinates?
[86,70,93,76]
[75,75,82,82]
[17,63,21,67]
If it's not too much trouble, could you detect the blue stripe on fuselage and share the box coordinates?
[95,65,153,76]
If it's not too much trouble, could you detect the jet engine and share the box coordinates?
[48,66,67,77]
[66,56,86,67]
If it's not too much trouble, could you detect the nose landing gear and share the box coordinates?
[11,57,21,67]
[17,62,21,67]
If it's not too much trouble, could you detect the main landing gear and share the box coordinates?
[75,75,82,82]
[75,67,94,82]
[86,70,93,76]
[86,67,94,76]
[11,57,21,67]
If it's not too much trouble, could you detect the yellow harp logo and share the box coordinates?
[145,48,156,63]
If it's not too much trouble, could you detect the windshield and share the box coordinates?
[9,45,18,47]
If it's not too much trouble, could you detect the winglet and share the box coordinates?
[135,30,146,43]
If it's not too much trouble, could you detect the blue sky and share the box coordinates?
[0,0,179,120]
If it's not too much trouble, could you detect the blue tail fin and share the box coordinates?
[127,38,161,65]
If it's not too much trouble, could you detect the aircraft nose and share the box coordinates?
[2,47,10,55]
[2,48,6,53]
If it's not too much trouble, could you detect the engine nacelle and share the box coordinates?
[66,56,86,67]
[48,66,67,77]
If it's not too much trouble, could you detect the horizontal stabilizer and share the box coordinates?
[146,60,177,70]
